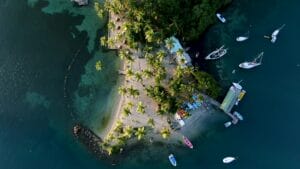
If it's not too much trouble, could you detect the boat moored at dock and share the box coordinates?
[224,121,232,128]
[233,111,244,121]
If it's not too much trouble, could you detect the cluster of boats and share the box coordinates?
[211,13,286,70]
[168,136,236,166]
[168,13,285,167]
[168,136,193,166]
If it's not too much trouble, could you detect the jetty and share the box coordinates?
[220,83,245,124]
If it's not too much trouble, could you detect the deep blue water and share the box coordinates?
[0,0,299,169]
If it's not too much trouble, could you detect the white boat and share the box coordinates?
[239,52,264,69]
[224,121,232,128]
[223,156,236,164]
[271,24,286,43]
[233,111,243,121]
[216,13,226,23]
[168,154,177,166]
[236,31,249,42]
[205,45,228,60]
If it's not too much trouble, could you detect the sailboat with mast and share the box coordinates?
[205,45,228,60]
[271,24,285,43]
[239,52,264,69]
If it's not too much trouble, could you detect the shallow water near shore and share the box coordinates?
[0,0,300,169]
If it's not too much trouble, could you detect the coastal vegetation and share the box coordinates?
[94,0,228,155]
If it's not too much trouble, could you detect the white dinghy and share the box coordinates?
[216,13,226,23]
[223,156,236,164]
[236,31,250,42]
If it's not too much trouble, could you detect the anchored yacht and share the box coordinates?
[205,45,228,60]
[271,24,285,43]
[239,52,263,69]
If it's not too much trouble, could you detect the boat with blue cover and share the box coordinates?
[168,154,177,166]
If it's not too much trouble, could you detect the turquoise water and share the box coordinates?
[0,0,299,169]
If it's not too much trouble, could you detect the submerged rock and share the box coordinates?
[71,0,88,6]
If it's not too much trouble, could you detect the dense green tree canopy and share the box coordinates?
[105,0,231,43]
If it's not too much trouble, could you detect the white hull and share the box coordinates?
[223,157,236,164]
[239,52,263,69]
[205,45,227,60]
[239,62,261,69]
[271,24,285,43]
[236,36,249,42]
[224,121,232,128]
[216,13,226,23]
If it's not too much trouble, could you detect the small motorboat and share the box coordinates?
[236,31,249,42]
[239,52,264,69]
[168,154,177,166]
[233,111,243,121]
[216,13,226,23]
[223,156,236,164]
[224,121,232,128]
[271,24,286,43]
[205,45,228,60]
[183,136,193,149]
[235,90,246,105]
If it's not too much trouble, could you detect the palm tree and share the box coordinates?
[147,118,155,127]
[116,136,126,146]
[95,60,103,71]
[105,146,113,156]
[100,36,107,47]
[122,107,131,117]
[160,127,171,139]
[126,101,134,109]
[128,86,139,98]
[107,38,114,47]
[125,68,134,79]
[106,133,115,142]
[123,125,134,139]
[165,38,175,50]
[156,50,166,62]
[135,127,146,140]
[136,101,146,114]
[114,120,123,133]
[134,72,143,82]
[108,21,115,30]
[142,69,153,79]
[176,48,184,58]
[118,86,127,95]
[145,28,154,43]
